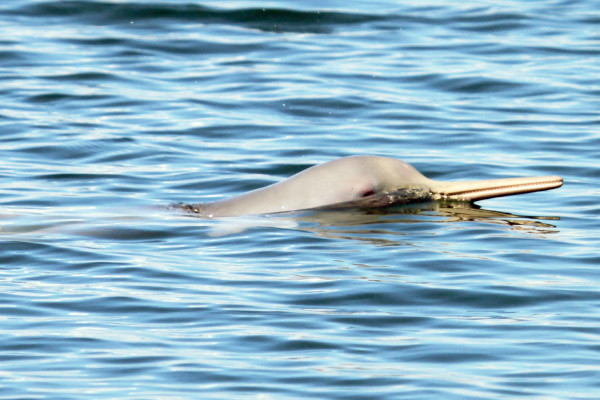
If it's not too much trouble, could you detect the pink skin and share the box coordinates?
[198,156,562,218]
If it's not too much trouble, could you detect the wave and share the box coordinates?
[11,1,385,33]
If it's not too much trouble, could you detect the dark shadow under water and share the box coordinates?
[0,196,559,243]
[182,200,560,240]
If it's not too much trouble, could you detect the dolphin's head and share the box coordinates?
[302,156,434,211]
[355,155,563,204]
[309,156,432,205]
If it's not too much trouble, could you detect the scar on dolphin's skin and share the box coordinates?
[175,156,563,218]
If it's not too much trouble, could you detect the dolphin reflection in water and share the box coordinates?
[177,156,563,219]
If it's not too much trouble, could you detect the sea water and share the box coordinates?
[1,1,599,399]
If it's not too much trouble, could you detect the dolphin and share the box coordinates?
[181,156,563,218]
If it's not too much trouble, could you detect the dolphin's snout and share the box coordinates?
[430,176,563,202]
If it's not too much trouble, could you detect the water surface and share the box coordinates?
[1,1,599,399]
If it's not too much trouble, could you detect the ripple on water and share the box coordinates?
[1,0,599,399]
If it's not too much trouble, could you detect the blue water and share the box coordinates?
[1,1,599,399]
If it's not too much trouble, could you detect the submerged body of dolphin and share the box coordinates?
[184,156,563,218]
